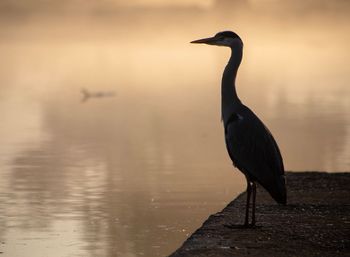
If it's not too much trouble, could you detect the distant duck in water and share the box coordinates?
[81,88,116,102]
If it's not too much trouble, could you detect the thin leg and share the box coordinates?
[251,182,257,226]
[244,180,252,227]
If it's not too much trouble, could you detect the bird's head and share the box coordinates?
[191,31,243,48]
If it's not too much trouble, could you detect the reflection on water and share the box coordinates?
[0,1,349,257]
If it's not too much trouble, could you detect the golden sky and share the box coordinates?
[1,0,349,14]
[0,0,215,9]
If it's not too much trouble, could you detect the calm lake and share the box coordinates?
[0,2,349,257]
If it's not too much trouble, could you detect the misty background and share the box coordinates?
[0,1,349,257]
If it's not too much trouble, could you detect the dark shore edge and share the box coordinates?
[169,172,350,257]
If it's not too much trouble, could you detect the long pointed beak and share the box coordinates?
[190,36,218,44]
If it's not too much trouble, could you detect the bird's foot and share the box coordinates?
[224,223,260,229]
[244,223,257,228]
[224,224,246,229]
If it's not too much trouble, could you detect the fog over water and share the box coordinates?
[0,1,349,257]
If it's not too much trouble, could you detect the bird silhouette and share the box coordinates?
[191,31,286,227]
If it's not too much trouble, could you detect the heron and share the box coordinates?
[191,31,286,227]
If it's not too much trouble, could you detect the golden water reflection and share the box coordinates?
[0,2,349,257]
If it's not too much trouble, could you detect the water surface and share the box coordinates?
[0,2,349,257]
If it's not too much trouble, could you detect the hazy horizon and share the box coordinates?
[0,1,349,257]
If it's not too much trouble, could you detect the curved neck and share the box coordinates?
[221,46,242,123]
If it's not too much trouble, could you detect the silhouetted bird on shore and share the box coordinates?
[191,31,286,227]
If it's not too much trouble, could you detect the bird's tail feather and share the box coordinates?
[268,175,287,205]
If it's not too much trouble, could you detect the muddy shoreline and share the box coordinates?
[169,172,350,257]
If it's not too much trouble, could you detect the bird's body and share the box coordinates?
[191,31,286,226]
[224,104,286,204]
